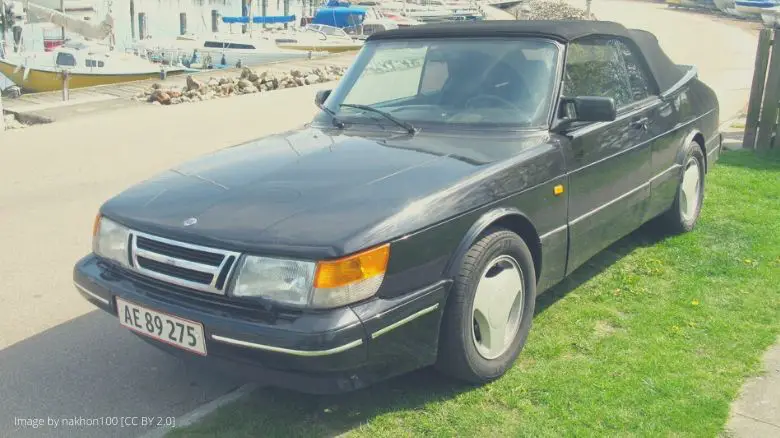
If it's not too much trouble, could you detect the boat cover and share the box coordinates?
[312,7,367,28]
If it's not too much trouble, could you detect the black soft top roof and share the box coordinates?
[367,20,630,42]
[367,20,687,94]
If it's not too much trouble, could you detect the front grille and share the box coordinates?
[136,236,224,266]
[130,231,241,295]
[135,257,214,284]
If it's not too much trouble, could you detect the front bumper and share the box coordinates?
[73,254,449,394]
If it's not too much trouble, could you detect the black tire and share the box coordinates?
[436,228,536,384]
[656,142,706,234]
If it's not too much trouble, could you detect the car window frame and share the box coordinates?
[553,35,661,131]
[560,36,636,110]
[609,37,660,113]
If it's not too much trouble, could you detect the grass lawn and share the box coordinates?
[168,149,780,438]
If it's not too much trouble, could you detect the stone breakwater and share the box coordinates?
[137,58,426,106]
[137,65,348,105]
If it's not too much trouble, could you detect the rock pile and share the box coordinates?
[512,0,596,20]
[138,65,348,105]
[3,113,26,130]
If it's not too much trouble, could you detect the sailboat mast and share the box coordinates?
[60,0,65,41]
[130,0,135,40]
[1,0,6,49]
[248,0,253,37]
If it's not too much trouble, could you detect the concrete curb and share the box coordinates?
[138,383,259,438]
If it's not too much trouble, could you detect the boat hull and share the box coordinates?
[276,43,362,53]
[0,59,184,93]
[734,0,780,14]
[146,48,316,68]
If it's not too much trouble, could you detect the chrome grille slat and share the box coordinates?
[136,235,224,266]
[135,247,221,273]
[130,230,242,295]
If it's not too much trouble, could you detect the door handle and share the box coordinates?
[630,117,649,131]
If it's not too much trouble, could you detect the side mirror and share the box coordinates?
[570,96,617,122]
[554,96,617,132]
[315,89,331,108]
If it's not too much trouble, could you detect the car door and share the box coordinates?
[560,36,659,274]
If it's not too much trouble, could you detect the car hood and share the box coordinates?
[102,126,552,259]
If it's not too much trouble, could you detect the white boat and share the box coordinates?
[732,0,780,24]
[132,33,326,68]
[0,41,188,93]
[355,3,424,27]
[1,1,188,93]
[734,0,780,15]
[381,1,455,22]
[413,0,481,17]
[273,24,363,53]
[342,6,401,39]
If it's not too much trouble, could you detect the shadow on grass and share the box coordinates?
[718,148,780,171]
[189,225,672,437]
[536,221,669,315]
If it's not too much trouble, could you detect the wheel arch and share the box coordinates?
[680,129,707,173]
[444,207,542,283]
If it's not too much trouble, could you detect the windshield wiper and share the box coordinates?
[340,104,418,135]
[317,104,345,129]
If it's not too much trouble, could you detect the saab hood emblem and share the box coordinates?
[183,217,198,227]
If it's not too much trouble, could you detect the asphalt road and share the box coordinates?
[0,85,325,438]
[0,2,760,437]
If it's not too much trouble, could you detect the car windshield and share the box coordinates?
[318,38,560,129]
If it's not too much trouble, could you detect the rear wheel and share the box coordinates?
[436,228,536,383]
[657,142,705,234]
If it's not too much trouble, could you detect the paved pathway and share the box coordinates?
[727,339,780,437]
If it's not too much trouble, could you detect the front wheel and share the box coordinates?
[436,228,536,383]
[657,142,706,234]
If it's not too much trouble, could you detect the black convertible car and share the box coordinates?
[74,20,721,393]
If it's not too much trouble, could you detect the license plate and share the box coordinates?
[116,298,207,356]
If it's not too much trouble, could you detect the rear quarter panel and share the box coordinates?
[646,73,719,219]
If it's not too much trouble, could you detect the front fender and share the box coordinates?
[443,207,537,279]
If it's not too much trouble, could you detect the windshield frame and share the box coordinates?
[313,37,565,132]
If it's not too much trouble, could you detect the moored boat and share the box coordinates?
[274,24,363,53]
[0,41,188,93]
[132,32,327,68]
[733,0,780,14]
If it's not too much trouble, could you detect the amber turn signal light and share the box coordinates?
[92,213,102,237]
[314,244,390,289]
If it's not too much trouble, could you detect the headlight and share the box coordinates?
[232,244,390,309]
[93,215,131,266]
[232,256,316,307]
